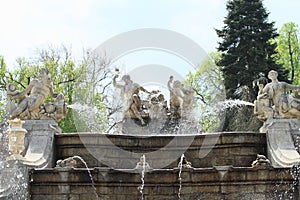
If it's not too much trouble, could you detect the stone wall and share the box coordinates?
[30,166,296,200]
[29,132,298,199]
[55,132,266,169]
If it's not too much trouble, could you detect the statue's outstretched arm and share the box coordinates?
[284,82,300,92]
[49,83,58,98]
[113,75,123,89]
[167,76,174,92]
[16,81,36,98]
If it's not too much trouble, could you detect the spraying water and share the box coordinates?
[67,103,107,132]
[213,99,254,112]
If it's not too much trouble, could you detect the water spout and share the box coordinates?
[214,165,232,181]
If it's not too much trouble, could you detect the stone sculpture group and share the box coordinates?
[254,70,300,121]
[113,72,195,126]
[6,68,68,122]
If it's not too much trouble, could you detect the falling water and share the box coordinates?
[138,155,146,200]
[72,156,99,200]
[0,119,30,200]
[0,120,9,169]
[177,154,184,199]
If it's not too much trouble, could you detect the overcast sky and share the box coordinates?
[1,0,300,70]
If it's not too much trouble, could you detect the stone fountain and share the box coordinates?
[1,69,300,199]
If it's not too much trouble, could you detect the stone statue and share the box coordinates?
[148,91,168,120]
[254,70,300,121]
[168,76,183,118]
[113,73,150,125]
[179,83,195,118]
[6,68,68,122]
[167,76,195,118]
[113,71,196,132]
[254,84,273,121]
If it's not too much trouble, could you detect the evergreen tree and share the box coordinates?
[215,0,289,131]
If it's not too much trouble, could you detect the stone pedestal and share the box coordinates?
[0,119,58,199]
[262,119,300,168]
[22,120,59,168]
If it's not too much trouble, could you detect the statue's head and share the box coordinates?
[7,84,16,92]
[39,68,51,82]
[173,80,182,88]
[40,68,49,76]
[268,70,278,80]
[122,75,131,83]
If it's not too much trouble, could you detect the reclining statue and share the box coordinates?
[6,68,68,122]
[254,70,300,121]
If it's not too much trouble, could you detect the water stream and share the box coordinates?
[138,155,146,200]
[71,156,99,200]
[177,154,184,199]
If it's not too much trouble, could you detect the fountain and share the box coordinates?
[1,69,300,199]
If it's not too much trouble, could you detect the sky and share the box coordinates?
[1,0,300,72]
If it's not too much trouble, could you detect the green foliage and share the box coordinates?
[186,52,226,132]
[272,22,300,85]
[0,56,7,120]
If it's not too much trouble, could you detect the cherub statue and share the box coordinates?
[168,76,183,118]
[148,91,168,119]
[167,76,195,119]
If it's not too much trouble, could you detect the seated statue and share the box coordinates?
[6,68,68,122]
[254,70,300,121]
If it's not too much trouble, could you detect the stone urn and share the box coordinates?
[6,118,27,160]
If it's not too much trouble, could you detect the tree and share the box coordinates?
[70,49,119,132]
[272,22,300,85]
[215,0,289,131]
[0,56,7,120]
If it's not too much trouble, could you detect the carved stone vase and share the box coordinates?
[6,118,27,160]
